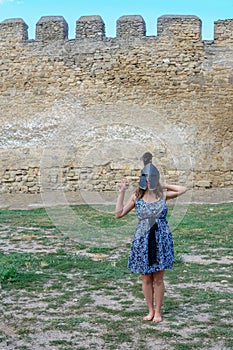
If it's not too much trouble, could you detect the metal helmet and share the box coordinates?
[139,163,160,190]
[141,152,153,166]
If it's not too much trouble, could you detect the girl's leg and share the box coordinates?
[152,270,165,322]
[141,274,154,320]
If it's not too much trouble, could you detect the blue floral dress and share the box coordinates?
[128,196,174,274]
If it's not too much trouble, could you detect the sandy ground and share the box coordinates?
[0,189,232,349]
[0,188,233,210]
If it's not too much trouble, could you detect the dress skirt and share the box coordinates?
[128,197,174,274]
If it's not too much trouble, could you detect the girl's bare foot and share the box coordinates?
[143,312,154,321]
[152,313,162,323]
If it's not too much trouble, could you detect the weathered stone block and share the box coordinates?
[157,15,202,41]
[214,19,233,43]
[116,15,146,39]
[36,16,68,41]
[76,16,105,40]
[0,18,28,41]
[197,180,212,188]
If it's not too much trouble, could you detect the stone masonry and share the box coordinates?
[0,15,232,195]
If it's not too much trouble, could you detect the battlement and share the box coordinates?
[0,18,28,41]
[0,14,232,194]
[0,14,232,43]
[36,16,68,42]
[76,15,105,40]
[157,15,202,41]
[214,19,233,43]
[116,15,146,39]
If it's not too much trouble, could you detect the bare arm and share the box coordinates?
[115,179,135,218]
[163,183,187,200]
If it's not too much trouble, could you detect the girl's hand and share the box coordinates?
[118,178,127,192]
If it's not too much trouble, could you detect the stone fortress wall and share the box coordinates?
[0,14,232,196]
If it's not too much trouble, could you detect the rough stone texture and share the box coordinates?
[36,16,68,41]
[76,16,105,40]
[116,15,146,39]
[157,15,201,41]
[214,19,233,43]
[0,18,28,41]
[0,15,232,195]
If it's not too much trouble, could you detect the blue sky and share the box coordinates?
[0,0,232,40]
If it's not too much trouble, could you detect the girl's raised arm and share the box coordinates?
[115,179,136,218]
[163,184,187,200]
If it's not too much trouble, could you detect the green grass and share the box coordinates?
[0,202,232,349]
[0,250,130,290]
[0,207,55,228]
[0,204,136,230]
[173,203,233,251]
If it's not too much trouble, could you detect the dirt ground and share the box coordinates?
[1,188,233,210]
[0,189,232,349]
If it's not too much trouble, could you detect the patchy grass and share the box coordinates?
[0,202,232,349]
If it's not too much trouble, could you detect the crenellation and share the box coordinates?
[36,16,68,42]
[214,19,233,44]
[76,16,105,40]
[116,15,146,39]
[0,15,232,44]
[0,14,232,193]
[0,18,28,41]
[157,15,202,41]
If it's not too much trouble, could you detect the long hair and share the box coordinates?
[135,182,163,199]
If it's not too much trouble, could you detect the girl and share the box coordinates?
[115,162,187,322]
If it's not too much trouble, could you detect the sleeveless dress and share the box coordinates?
[128,196,174,274]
